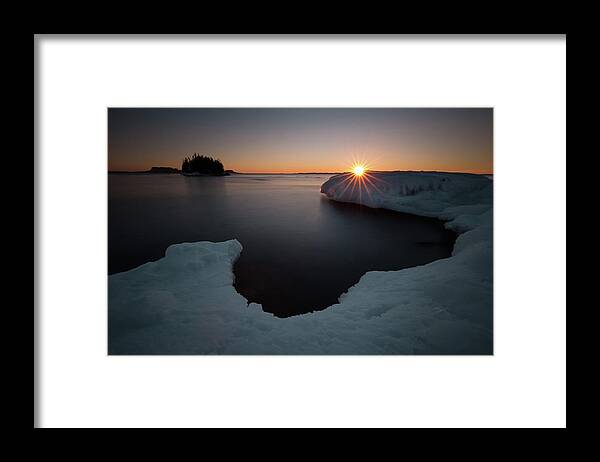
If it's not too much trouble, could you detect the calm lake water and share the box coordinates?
[109,173,456,317]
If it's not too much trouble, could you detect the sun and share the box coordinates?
[352,164,366,177]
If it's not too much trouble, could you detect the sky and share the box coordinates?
[108,108,493,173]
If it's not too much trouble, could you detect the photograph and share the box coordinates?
[108,107,493,355]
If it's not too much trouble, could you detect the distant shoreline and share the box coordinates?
[107,170,341,175]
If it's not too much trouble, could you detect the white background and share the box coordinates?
[35,35,566,428]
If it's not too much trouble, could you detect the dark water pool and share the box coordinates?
[109,173,456,317]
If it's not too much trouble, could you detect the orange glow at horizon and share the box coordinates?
[107,161,493,175]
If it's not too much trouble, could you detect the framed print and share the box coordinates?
[35,35,566,428]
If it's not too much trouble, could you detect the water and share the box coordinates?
[109,173,456,317]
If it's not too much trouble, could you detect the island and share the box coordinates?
[181,154,228,176]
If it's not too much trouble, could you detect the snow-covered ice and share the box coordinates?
[109,171,493,354]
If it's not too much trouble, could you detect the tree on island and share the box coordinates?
[181,153,225,175]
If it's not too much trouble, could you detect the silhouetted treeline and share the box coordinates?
[181,154,225,175]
